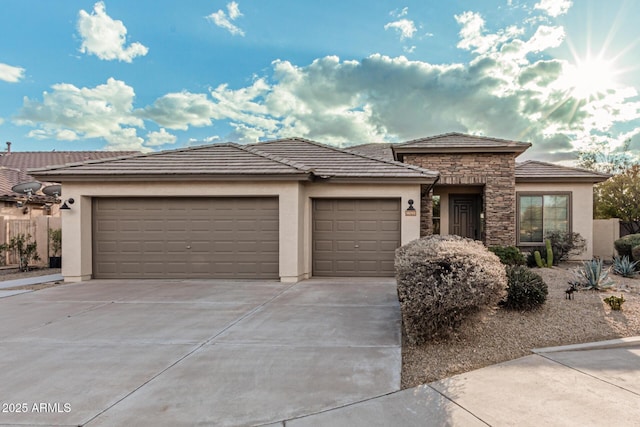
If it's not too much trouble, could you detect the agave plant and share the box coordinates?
[573,259,615,290]
[612,256,639,278]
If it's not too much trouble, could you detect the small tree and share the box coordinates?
[594,165,640,234]
[9,234,40,272]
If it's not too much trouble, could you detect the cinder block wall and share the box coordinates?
[404,153,517,246]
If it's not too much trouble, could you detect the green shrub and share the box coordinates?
[612,256,638,278]
[395,235,507,344]
[614,234,640,259]
[488,246,526,266]
[9,233,40,272]
[632,245,640,263]
[501,266,548,310]
[573,259,614,290]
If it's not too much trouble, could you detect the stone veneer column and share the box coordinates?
[420,186,433,237]
[404,153,517,246]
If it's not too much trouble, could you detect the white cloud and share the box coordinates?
[140,92,218,130]
[534,0,573,17]
[14,78,152,151]
[384,19,417,40]
[146,128,177,146]
[206,2,245,36]
[0,63,25,83]
[77,1,148,62]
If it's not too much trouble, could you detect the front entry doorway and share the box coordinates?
[449,195,481,240]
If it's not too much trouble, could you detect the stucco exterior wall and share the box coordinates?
[515,182,595,260]
[404,153,517,246]
[59,180,422,282]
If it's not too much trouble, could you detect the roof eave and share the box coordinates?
[29,172,315,183]
[516,176,610,183]
[394,145,530,155]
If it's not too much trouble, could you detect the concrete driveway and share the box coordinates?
[0,278,401,426]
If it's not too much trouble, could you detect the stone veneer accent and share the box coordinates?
[404,153,517,246]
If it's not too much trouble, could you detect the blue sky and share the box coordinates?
[1,0,639,162]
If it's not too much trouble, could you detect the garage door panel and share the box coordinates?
[313,199,400,277]
[93,197,279,279]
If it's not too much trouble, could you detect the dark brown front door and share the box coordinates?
[450,196,480,240]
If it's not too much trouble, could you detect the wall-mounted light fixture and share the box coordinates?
[60,198,75,210]
[405,199,416,216]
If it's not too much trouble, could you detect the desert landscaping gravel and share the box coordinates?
[401,263,640,389]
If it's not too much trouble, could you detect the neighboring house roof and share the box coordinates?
[515,160,611,183]
[31,138,439,184]
[393,132,531,158]
[249,138,439,181]
[344,143,395,161]
[0,150,138,201]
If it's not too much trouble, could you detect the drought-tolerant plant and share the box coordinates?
[9,233,40,272]
[614,234,640,260]
[603,295,625,311]
[526,232,587,266]
[612,256,638,278]
[545,231,587,263]
[573,259,614,290]
[395,235,507,344]
[501,266,548,310]
[533,239,554,268]
[488,246,526,266]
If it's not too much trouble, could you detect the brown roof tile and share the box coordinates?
[250,138,438,180]
[30,143,313,180]
[394,132,531,154]
[0,151,138,170]
[32,139,439,183]
[344,143,395,161]
[516,160,611,182]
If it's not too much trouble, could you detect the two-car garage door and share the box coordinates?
[93,197,279,279]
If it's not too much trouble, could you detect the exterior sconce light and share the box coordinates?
[405,199,416,216]
[60,198,75,210]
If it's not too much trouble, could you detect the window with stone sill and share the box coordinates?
[518,193,570,244]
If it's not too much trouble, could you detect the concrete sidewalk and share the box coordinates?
[279,337,640,426]
[0,273,64,298]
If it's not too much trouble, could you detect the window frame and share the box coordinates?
[516,191,572,246]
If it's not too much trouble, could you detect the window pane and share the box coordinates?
[519,196,543,242]
[543,195,568,233]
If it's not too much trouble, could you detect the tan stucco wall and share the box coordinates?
[515,182,595,260]
[59,180,422,282]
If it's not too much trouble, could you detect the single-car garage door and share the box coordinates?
[312,198,400,277]
[93,197,279,279]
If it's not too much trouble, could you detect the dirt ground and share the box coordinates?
[401,263,640,389]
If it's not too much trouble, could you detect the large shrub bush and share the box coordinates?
[501,266,548,310]
[614,234,640,260]
[395,235,507,344]
[632,245,640,263]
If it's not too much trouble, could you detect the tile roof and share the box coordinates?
[31,138,439,183]
[394,132,531,154]
[0,151,138,170]
[0,151,138,200]
[30,143,312,180]
[516,160,611,182]
[344,143,395,161]
[249,138,438,180]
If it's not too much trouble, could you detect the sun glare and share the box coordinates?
[567,56,618,100]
